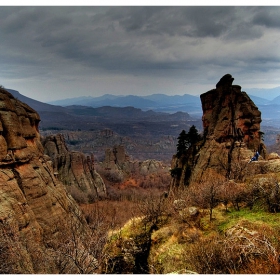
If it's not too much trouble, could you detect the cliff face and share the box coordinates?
[42,134,106,202]
[170,74,267,189]
[0,88,91,273]
[201,74,263,151]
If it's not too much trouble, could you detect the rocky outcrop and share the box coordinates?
[104,145,130,170]
[42,134,106,202]
[201,74,264,151]
[170,74,268,189]
[101,145,168,178]
[97,145,170,192]
[0,88,92,273]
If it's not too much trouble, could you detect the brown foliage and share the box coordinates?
[186,228,280,274]
[46,220,100,274]
[188,169,226,220]
[219,181,247,211]
[247,176,280,212]
[81,200,142,230]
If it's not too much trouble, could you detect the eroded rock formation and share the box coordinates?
[98,145,170,191]
[42,134,106,202]
[102,145,168,177]
[201,74,264,151]
[170,74,268,189]
[0,88,92,273]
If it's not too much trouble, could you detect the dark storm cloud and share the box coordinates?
[0,7,42,33]
[252,6,280,28]
[0,6,276,72]
[105,6,232,37]
[1,6,280,101]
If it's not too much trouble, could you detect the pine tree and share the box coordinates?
[176,126,200,158]
[188,125,200,146]
[176,130,189,158]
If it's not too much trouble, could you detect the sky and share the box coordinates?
[1,3,280,102]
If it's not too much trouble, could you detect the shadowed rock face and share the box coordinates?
[43,134,106,201]
[170,74,267,189]
[0,88,91,273]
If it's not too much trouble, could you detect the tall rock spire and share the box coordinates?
[170,74,267,190]
[201,74,264,151]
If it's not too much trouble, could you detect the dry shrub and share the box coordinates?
[246,176,280,212]
[137,195,172,230]
[187,169,226,220]
[81,200,142,230]
[0,218,54,274]
[186,234,230,274]
[46,219,104,274]
[185,226,280,274]
[218,181,247,211]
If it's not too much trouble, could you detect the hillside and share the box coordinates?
[102,75,280,274]
[2,76,280,274]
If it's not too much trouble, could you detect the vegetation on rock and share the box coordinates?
[3,75,280,274]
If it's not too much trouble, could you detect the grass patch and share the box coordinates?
[215,207,280,233]
[149,231,188,274]
[198,205,280,235]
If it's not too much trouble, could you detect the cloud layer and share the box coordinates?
[1,6,280,101]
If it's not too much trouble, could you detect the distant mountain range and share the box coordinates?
[6,88,197,129]
[48,93,203,116]
[6,88,203,161]
[8,86,280,116]
[7,87,280,121]
[243,86,280,101]
[6,87,280,147]
[48,90,280,114]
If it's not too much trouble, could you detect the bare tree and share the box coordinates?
[44,213,116,274]
[218,181,247,211]
[186,228,280,274]
[137,194,171,231]
[188,169,226,220]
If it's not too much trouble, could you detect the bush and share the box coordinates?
[185,228,280,274]
[246,176,280,212]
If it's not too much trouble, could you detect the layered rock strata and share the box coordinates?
[43,134,106,201]
[0,88,91,273]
